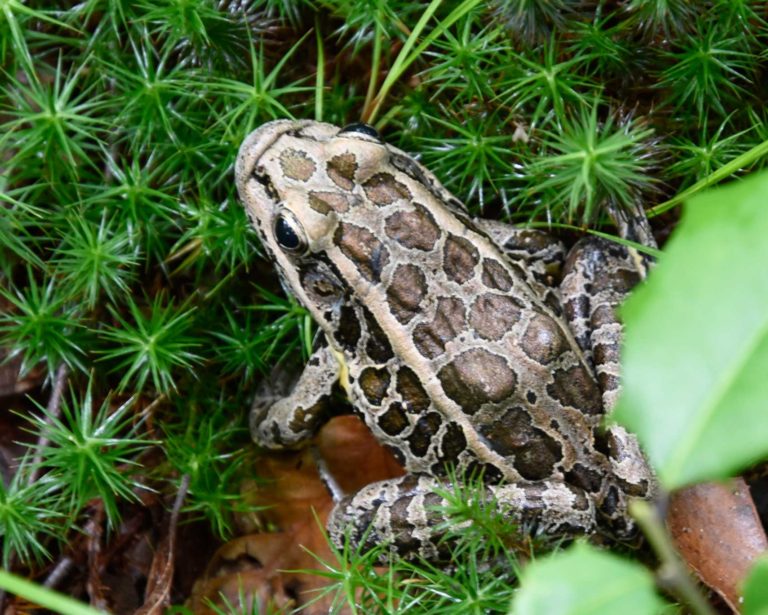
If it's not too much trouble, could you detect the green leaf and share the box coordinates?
[510,542,665,615]
[614,170,768,489]
[743,554,768,615]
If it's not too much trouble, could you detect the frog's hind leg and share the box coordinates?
[327,474,597,561]
[250,343,340,449]
[560,203,656,410]
[560,203,657,501]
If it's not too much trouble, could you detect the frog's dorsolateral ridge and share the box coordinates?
[235,120,656,560]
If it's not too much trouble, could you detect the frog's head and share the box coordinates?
[235,120,394,320]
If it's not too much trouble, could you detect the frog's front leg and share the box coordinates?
[327,475,596,560]
[250,343,340,449]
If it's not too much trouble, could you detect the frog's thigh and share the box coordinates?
[561,238,656,499]
[327,475,596,560]
[560,237,645,410]
[473,220,566,287]
[250,344,339,449]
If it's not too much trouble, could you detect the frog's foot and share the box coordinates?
[327,474,597,561]
[250,344,339,449]
[606,201,658,252]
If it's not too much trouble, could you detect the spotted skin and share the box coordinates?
[235,120,657,561]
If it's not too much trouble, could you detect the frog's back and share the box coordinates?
[236,119,606,484]
[294,134,605,484]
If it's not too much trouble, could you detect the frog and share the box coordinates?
[234,119,656,560]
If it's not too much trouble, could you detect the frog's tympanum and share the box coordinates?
[235,120,656,560]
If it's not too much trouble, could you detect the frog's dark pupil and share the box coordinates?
[275,216,300,250]
[339,123,379,139]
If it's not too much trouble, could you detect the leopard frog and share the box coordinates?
[235,119,655,559]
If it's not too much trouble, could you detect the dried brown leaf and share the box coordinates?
[668,478,768,612]
[190,415,404,614]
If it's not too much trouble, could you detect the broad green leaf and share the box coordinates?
[743,555,768,615]
[510,542,665,615]
[614,171,768,489]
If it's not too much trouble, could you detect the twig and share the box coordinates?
[0,363,71,611]
[134,474,190,615]
[30,363,70,482]
[43,556,74,589]
[631,498,716,615]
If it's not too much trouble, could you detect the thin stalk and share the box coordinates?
[631,499,716,615]
[362,18,384,120]
[0,570,105,615]
[30,363,70,482]
[43,557,75,589]
[136,474,189,611]
[367,0,482,125]
[650,138,768,216]
[315,18,325,121]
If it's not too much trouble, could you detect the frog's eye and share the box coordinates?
[338,123,380,140]
[273,212,306,253]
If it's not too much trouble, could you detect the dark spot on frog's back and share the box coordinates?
[407,411,442,457]
[566,485,592,512]
[334,304,361,351]
[279,148,316,181]
[437,348,517,414]
[439,422,467,466]
[384,203,440,251]
[378,402,409,435]
[326,153,357,190]
[479,406,562,480]
[412,296,466,359]
[481,258,513,291]
[359,366,390,406]
[468,293,523,341]
[386,264,427,324]
[565,462,603,494]
[519,313,567,365]
[547,365,602,415]
[564,293,590,318]
[443,234,479,284]
[395,366,430,413]
[466,460,504,482]
[363,172,412,205]
[335,221,390,283]
[362,305,394,362]
[309,191,351,214]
